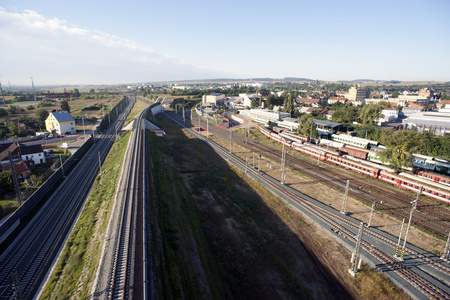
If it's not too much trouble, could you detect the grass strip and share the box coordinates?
[40,131,130,299]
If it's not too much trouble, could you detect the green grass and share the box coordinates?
[40,131,130,299]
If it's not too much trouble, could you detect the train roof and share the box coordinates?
[418,170,450,182]
[344,155,396,173]
[399,172,450,193]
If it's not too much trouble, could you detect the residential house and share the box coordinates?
[327,97,346,105]
[19,144,46,166]
[320,110,335,120]
[2,161,30,179]
[45,111,76,135]
[295,97,321,108]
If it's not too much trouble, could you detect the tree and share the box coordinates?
[298,114,318,138]
[250,98,258,109]
[0,171,13,195]
[72,88,81,97]
[60,100,70,112]
[0,108,8,117]
[359,104,382,125]
[36,109,49,122]
[283,95,294,114]
[26,105,34,110]
[379,130,420,170]
[7,105,21,115]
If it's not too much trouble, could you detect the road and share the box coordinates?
[0,96,135,299]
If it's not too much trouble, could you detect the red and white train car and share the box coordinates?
[326,153,379,178]
[379,171,450,204]
[292,142,327,160]
[415,170,450,187]
[270,132,291,147]
[258,126,272,138]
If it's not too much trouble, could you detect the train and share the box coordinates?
[257,126,450,204]
[414,170,450,187]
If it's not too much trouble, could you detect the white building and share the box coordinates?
[202,93,226,107]
[239,93,259,107]
[20,144,46,165]
[240,109,290,124]
[402,111,450,136]
[378,108,399,125]
[276,117,298,131]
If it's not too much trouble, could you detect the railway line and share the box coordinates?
[165,111,450,299]
[91,108,147,299]
[196,115,450,238]
[0,97,135,299]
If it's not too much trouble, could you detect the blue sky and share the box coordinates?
[0,0,449,85]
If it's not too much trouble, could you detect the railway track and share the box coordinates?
[91,108,147,299]
[244,138,450,237]
[165,111,450,299]
[0,97,135,299]
[198,117,450,237]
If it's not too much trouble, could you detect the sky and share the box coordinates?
[0,0,449,86]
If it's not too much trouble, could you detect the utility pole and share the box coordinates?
[341,180,349,215]
[30,77,36,102]
[367,201,382,228]
[183,107,185,123]
[98,151,102,174]
[59,154,65,178]
[245,155,248,173]
[82,117,86,141]
[258,154,261,171]
[394,218,405,258]
[442,232,450,261]
[8,152,22,206]
[400,199,418,260]
[349,222,364,277]
[281,144,286,184]
[206,118,209,139]
[229,126,233,153]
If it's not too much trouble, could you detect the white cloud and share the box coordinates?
[0,7,228,85]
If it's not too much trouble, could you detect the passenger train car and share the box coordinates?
[257,126,450,205]
[331,134,379,149]
[415,170,450,187]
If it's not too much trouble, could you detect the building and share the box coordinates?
[437,100,450,110]
[0,142,46,166]
[45,111,76,135]
[239,109,290,124]
[202,93,226,107]
[312,119,341,137]
[346,86,369,102]
[276,117,299,131]
[378,108,399,125]
[2,161,30,179]
[327,97,346,104]
[19,144,46,166]
[418,88,433,99]
[294,97,321,107]
[239,93,259,107]
[402,111,450,136]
